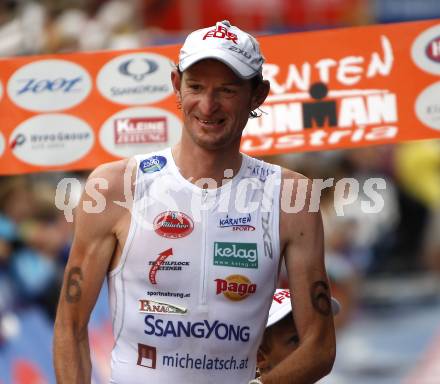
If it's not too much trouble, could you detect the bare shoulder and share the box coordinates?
[86,157,137,199]
[74,158,137,232]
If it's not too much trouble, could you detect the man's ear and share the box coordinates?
[256,346,270,373]
[171,69,182,99]
[251,80,270,111]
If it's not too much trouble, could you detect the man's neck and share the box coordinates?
[171,143,243,187]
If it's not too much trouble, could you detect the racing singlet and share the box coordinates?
[108,148,281,383]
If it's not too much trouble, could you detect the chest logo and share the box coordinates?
[153,211,194,239]
[214,274,257,301]
[218,214,255,231]
[213,242,258,269]
[139,299,187,315]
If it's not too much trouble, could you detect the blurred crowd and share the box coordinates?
[0,3,440,382]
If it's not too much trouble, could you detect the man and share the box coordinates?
[257,289,340,377]
[53,20,336,384]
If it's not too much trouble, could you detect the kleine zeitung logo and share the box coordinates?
[96,52,174,105]
[7,59,92,112]
[9,114,94,166]
[99,107,181,158]
[411,24,440,75]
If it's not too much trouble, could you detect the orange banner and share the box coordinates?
[0,19,439,175]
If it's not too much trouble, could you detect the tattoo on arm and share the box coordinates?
[65,267,84,303]
[310,281,331,316]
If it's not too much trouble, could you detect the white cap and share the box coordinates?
[266,289,341,328]
[178,20,264,79]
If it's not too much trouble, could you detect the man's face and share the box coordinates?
[172,59,256,151]
[257,315,299,375]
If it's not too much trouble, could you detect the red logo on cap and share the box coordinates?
[273,289,290,304]
[203,25,238,44]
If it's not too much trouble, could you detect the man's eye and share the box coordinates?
[222,88,236,94]
[288,334,300,345]
[189,84,201,91]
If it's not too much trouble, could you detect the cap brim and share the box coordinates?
[266,297,341,328]
[179,48,257,79]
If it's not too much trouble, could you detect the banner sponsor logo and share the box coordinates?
[412,24,440,75]
[7,59,91,112]
[137,343,157,369]
[426,35,440,63]
[97,52,173,105]
[415,81,440,131]
[99,107,181,158]
[214,275,257,301]
[138,299,187,315]
[140,155,167,174]
[214,242,258,268]
[0,133,4,158]
[218,214,255,231]
[153,211,194,239]
[114,117,167,144]
[143,315,250,342]
[242,35,400,153]
[9,114,94,166]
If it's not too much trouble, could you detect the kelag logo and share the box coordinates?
[214,242,258,269]
[7,59,92,112]
[143,315,250,342]
[97,53,173,105]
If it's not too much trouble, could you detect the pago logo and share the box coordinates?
[140,155,167,174]
[9,114,94,166]
[7,59,92,112]
[97,53,174,105]
[214,275,257,301]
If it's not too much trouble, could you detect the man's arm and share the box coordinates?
[261,171,336,384]
[53,160,132,383]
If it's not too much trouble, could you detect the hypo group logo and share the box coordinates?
[411,24,440,75]
[7,59,92,112]
[97,52,174,105]
[99,107,181,158]
[9,114,94,166]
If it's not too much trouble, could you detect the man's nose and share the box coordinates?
[198,90,219,115]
